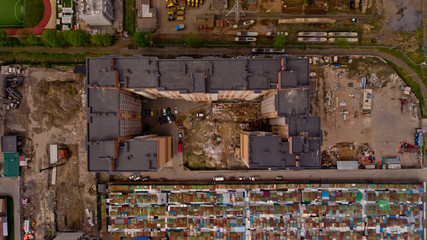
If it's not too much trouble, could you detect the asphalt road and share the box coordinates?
[0,178,21,240]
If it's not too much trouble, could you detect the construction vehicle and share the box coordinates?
[177,10,184,15]
[195,0,199,7]
[176,24,185,30]
[187,0,190,6]
[58,145,69,160]
[176,15,184,21]
[191,0,194,7]
[168,10,175,16]
[168,16,175,21]
[166,2,174,8]
[177,6,185,10]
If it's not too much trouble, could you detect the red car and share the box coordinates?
[178,140,182,153]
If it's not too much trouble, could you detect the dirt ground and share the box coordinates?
[310,56,421,169]
[3,67,97,239]
[182,101,267,170]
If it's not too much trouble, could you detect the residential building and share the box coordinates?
[78,0,114,26]
[86,56,321,172]
[100,182,425,239]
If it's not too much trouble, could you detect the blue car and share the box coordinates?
[146,108,150,116]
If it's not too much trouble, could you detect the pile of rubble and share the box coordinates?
[1,65,25,115]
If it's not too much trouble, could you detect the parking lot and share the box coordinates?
[141,98,204,157]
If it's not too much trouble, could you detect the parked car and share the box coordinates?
[171,114,176,122]
[162,108,167,116]
[174,106,178,114]
[146,108,151,116]
[238,177,246,181]
[163,116,168,123]
[276,176,283,180]
[249,176,260,181]
[167,107,172,116]
[141,177,149,181]
[166,116,172,124]
[178,140,182,153]
[213,176,224,181]
[150,109,155,116]
[178,130,183,139]
[158,117,164,124]
[196,113,204,117]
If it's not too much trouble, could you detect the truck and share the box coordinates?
[176,24,185,30]
[176,15,184,21]
[236,31,258,37]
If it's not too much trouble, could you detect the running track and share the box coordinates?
[3,0,52,35]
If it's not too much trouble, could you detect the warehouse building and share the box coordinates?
[86,56,321,172]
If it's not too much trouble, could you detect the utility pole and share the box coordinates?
[226,0,245,23]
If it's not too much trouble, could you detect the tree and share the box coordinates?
[90,33,113,46]
[16,29,41,46]
[273,34,287,49]
[133,31,153,47]
[63,29,90,47]
[184,34,202,48]
[0,30,11,46]
[41,30,61,47]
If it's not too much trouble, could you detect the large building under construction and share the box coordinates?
[86,56,321,172]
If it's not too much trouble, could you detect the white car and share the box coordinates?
[213,177,224,181]
[249,176,260,181]
[162,108,167,116]
[196,113,204,117]
[238,177,245,180]
[174,106,178,114]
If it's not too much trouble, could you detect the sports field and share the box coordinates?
[0,0,25,28]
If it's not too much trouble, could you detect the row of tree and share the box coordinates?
[0,29,288,49]
[0,29,113,47]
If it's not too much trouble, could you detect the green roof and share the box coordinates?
[4,152,19,177]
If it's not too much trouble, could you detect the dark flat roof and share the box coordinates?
[285,58,310,86]
[87,113,119,142]
[87,141,116,171]
[287,116,321,137]
[277,89,310,116]
[291,137,321,168]
[115,139,158,171]
[87,88,119,113]
[248,134,285,168]
[1,136,17,153]
[86,56,303,94]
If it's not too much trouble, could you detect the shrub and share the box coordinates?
[133,32,153,47]
[273,34,287,49]
[63,29,90,47]
[41,30,61,47]
[184,34,202,48]
[90,33,113,47]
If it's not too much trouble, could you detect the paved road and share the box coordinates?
[143,153,427,183]
[0,178,21,240]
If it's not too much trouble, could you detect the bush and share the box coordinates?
[333,38,350,47]
[41,30,61,47]
[90,33,113,47]
[133,32,153,47]
[0,30,11,46]
[17,29,41,46]
[184,34,202,48]
[273,34,287,49]
[63,29,90,47]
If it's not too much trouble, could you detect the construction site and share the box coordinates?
[0,66,98,239]
[181,101,266,170]
[309,56,422,169]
